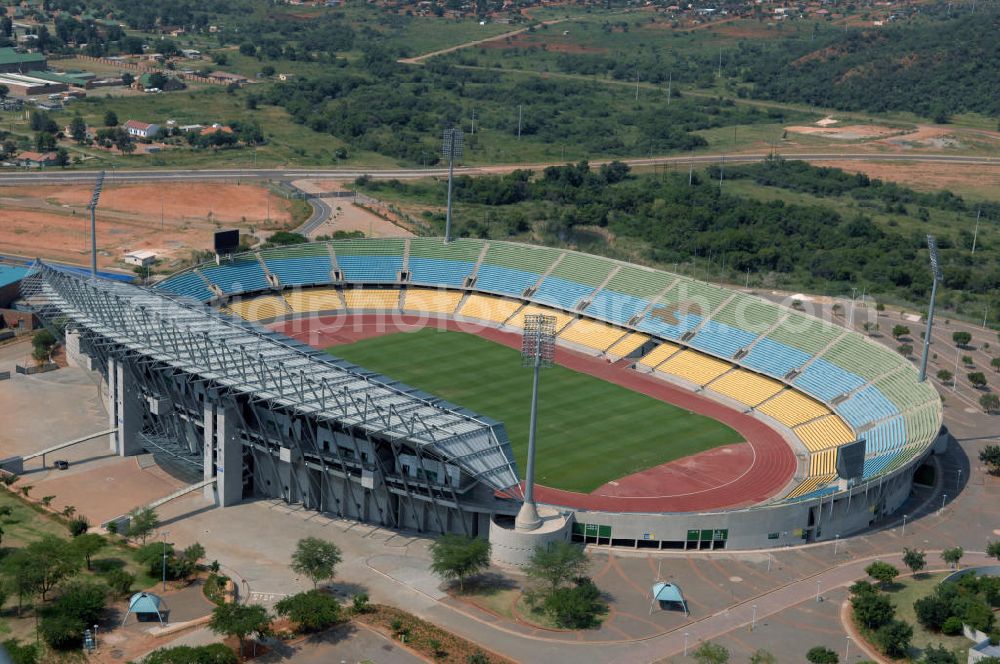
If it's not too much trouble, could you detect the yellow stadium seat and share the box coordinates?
[504,304,573,331]
[658,350,732,386]
[283,288,344,314]
[708,369,784,407]
[226,295,288,321]
[784,474,836,499]
[402,289,464,315]
[637,342,681,370]
[457,294,523,324]
[757,390,831,428]
[794,415,855,453]
[558,318,627,353]
[606,333,650,358]
[809,448,838,476]
[343,289,401,310]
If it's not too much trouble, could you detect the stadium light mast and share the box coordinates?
[918,234,943,382]
[442,128,463,244]
[88,170,106,279]
[516,314,555,532]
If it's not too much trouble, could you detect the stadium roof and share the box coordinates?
[0,264,29,289]
[22,263,521,494]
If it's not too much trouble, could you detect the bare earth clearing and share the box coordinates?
[0,182,293,269]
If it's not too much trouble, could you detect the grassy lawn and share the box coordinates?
[884,573,971,662]
[327,328,741,493]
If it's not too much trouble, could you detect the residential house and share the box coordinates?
[123,120,160,140]
[208,71,250,86]
[15,151,58,168]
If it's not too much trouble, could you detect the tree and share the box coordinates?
[31,329,56,363]
[121,72,134,86]
[806,645,839,664]
[865,561,899,588]
[34,131,56,152]
[72,533,104,570]
[941,547,964,569]
[981,445,1000,474]
[851,591,894,630]
[914,594,951,631]
[55,148,68,168]
[986,540,1000,561]
[692,642,730,664]
[892,324,910,340]
[40,581,107,649]
[5,536,81,601]
[968,372,988,388]
[541,577,605,628]
[922,643,958,664]
[953,331,972,347]
[69,115,86,143]
[991,357,1000,373]
[525,541,590,593]
[274,590,341,632]
[873,619,912,658]
[103,569,134,599]
[981,393,1000,413]
[104,110,118,127]
[897,343,913,357]
[429,534,491,591]
[902,548,927,576]
[127,507,158,543]
[937,369,953,384]
[208,603,270,657]
[749,649,777,664]
[290,537,341,589]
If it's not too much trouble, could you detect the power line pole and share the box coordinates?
[87,171,105,279]
[971,207,981,254]
[442,128,464,244]
[517,104,522,140]
[918,235,943,382]
[666,71,672,105]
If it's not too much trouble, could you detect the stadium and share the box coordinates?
[22,237,944,555]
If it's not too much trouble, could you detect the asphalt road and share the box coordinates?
[0,152,997,185]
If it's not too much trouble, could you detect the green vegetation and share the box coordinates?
[133,644,238,664]
[208,602,271,659]
[289,536,341,589]
[984,446,1000,475]
[328,328,741,493]
[523,541,604,629]
[274,590,342,633]
[360,157,1000,323]
[692,642,730,664]
[429,535,492,592]
[805,646,838,664]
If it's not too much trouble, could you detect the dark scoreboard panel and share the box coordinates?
[837,439,866,480]
[214,229,240,255]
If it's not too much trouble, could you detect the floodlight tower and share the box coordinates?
[918,234,943,382]
[516,314,555,532]
[88,171,106,279]
[442,128,463,244]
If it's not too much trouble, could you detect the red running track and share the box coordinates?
[270,314,797,513]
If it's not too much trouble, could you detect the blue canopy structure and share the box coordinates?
[122,592,167,626]
[651,582,688,615]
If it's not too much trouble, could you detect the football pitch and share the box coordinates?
[327,329,742,493]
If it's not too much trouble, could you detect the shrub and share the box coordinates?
[941,616,964,635]
[140,644,238,664]
[67,517,89,537]
[542,578,605,629]
[873,619,912,658]
[352,592,371,614]
[805,645,838,664]
[1,639,39,664]
[274,590,341,632]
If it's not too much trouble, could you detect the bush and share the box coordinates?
[941,616,964,635]
[806,645,838,664]
[39,612,84,650]
[274,590,341,633]
[140,644,238,664]
[1,639,39,664]
[67,517,89,537]
[873,619,912,658]
[103,569,135,598]
[352,592,371,614]
[542,578,605,629]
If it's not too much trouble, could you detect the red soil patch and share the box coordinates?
[269,314,797,513]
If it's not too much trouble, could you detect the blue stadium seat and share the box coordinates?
[408,257,473,288]
[474,264,541,297]
[863,452,899,479]
[836,386,899,428]
[157,271,214,302]
[793,359,866,402]
[741,337,811,378]
[689,321,759,358]
[532,276,595,310]
[585,290,650,325]
[200,261,269,295]
[337,256,402,283]
[636,308,702,341]
[264,256,333,286]
[785,485,839,503]
[861,417,906,455]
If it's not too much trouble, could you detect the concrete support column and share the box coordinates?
[215,401,242,507]
[107,356,141,456]
[203,402,216,501]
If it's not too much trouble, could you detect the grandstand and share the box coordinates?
[138,238,944,548]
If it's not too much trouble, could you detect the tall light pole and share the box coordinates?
[88,171,105,279]
[516,314,555,532]
[918,235,943,382]
[442,128,463,244]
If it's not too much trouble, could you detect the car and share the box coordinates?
[54,459,69,470]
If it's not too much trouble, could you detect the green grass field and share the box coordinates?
[327,328,741,493]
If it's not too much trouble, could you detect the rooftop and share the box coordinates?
[0,47,45,66]
[0,264,29,289]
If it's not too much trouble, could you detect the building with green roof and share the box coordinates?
[0,47,46,74]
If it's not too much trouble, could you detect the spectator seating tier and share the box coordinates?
[767,312,844,356]
[283,288,343,314]
[506,304,573,331]
[708,369,784,407]
[200,259,269,295]
[835,386,898,428]
[457,294,523,325]
[740,337,811,378]
[637,342,682,370]
[402,289,464,315]
[606,333,650,358]
[809,448,838,476]
[225,295,288,321]
[794,415,855,453]
[785,474,837,500]
[793,358,866,402]
[558,319,627,353]
[343,289,401,310]
[689,320,759,359]
[757,390,831,428]
[157,270,215,302]
[658,350,732,386]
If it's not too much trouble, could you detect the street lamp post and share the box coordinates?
[751,604,757,631]
[901,514,907,537]
[683,632,689,656]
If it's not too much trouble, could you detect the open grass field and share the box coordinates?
[326,328,741,493]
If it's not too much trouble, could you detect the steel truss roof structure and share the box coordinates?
[22,263,521,494]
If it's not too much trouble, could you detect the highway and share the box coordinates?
[0,152,997,185]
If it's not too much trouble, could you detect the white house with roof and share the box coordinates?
[123,120,160,139]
